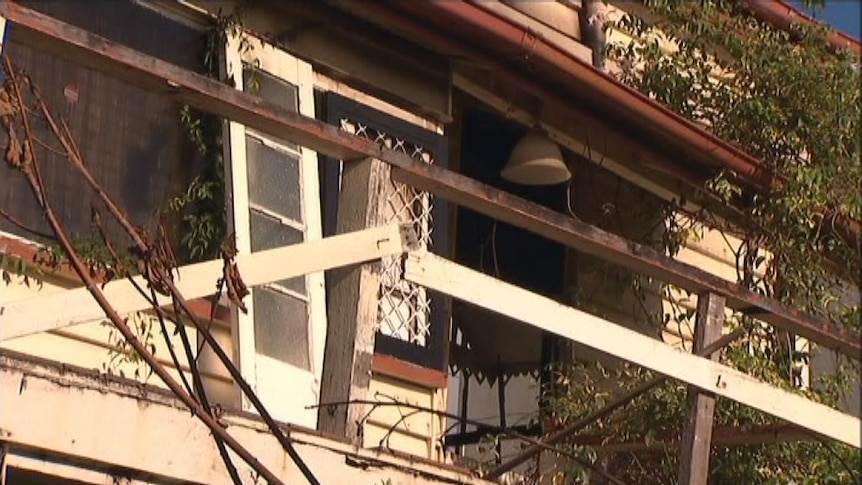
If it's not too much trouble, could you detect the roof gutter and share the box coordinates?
[745,0,861,56]
[377,1,860,248]
[400,1,768,184]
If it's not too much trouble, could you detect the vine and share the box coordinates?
[547,1,860,483]
[172,5,261,262]
[100,311,157,381]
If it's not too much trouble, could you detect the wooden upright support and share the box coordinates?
[317,158,390,443]
[678,292,726,485]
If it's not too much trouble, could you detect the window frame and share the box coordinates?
[223,33,327,417]
[322,92,450,371]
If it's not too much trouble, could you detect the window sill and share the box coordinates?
[371,353,448,389]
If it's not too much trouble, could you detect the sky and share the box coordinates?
[790,1,861,40]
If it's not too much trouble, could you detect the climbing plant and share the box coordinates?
[173,5,261,262]
[548,1,860,484]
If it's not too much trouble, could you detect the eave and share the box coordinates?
[333,1,861,248]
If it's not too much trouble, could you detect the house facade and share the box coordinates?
[0,1,858,485]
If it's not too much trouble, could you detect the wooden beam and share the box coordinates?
[678,292,725,485]
[317,158,392,443]
[403,253,861,448]
[389,163,860,358]
[0,224,413,341]
[2,0,857,357]
[4,452,160,485]
[559,424,815,453]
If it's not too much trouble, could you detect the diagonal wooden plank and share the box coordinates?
[0,224,414,341]
[403,252,861,448]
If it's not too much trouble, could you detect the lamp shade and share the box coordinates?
[501,131,571,185]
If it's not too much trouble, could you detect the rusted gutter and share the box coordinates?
[746,0,861,56]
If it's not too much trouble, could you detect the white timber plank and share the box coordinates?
[4,453,159,485]
[403,252,861,448]
[0,224,414,341]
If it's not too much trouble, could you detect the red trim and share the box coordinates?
[0,236,44,269]
[0,235,232,323]
[182,297,233,323]
[372,353,448,389]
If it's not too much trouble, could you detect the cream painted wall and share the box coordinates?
[364,374,448,461]
[0,269,211,390]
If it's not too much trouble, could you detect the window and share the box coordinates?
[224,35,326,426]
[0,0,205,245]
[323,92,449,371]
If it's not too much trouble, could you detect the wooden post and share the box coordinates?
[678,291,725,485]
[317,158,389,443]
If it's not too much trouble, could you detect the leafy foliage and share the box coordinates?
[172,6,269,262]
[548,1,860,483]
[171,8,260,262]
[169,112,226,263]
[101,311,158,381]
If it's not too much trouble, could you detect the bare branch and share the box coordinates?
[25,64,321,485]
[313,393,630,485]
[0,206,55,240]
[485,328,745,480]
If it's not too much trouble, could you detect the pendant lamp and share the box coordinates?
[501,129,571,185]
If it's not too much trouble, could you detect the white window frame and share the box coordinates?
[223,33,327,423]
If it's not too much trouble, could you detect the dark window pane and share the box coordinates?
[249,210,303,250]
[243,68,299,151]
[253,287,310,369]
[244,68,299,111]
[245,135,302,222]
[249,210,306,294]
[0,1,206,247]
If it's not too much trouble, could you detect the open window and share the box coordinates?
[223,36,326,427]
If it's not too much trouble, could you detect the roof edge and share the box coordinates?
[745,0,861,56]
